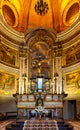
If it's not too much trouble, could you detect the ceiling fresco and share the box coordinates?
[0,0,80,32]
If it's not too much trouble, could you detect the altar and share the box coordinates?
[16,94,63,119]
[34,106,49,119]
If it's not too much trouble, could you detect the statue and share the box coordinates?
[37,61,42,76]
[35,106,45,120]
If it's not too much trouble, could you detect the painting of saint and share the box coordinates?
[0,71,15,91]
[66,71,80,91]
[0,43,17,66]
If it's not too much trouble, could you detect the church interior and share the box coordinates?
[0,0,80,130]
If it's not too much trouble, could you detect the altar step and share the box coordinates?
[23,120,73,130]
[6,119,73,130]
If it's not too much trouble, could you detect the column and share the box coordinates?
[19,57,23,94]
[19,46,27,94]
[51,50,55,94]
[22,57,27,94]
[55,56,59,94]
[57,56,62,94]
[26,52,28,94]
[16,78,19,94]
[55,41,62,94]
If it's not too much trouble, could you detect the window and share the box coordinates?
[37,78,43,92]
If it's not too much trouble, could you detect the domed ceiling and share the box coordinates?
[0,0,80,33]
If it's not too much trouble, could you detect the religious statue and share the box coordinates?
[37,61,42,76]
[35,106,45,120]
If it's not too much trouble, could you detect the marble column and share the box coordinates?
[19,57,23,94]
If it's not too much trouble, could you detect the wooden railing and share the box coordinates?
[5,111,17,118]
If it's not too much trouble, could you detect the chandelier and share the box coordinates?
[34,0,49,16]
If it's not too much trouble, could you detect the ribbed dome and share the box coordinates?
[1,0,80,32]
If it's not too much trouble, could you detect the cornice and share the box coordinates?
[56,16,80,44]
[62,34,80,50]
[1,35,19,50]
[0,62,19,75]
[0,15,25,44]
[62,62,80,74]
